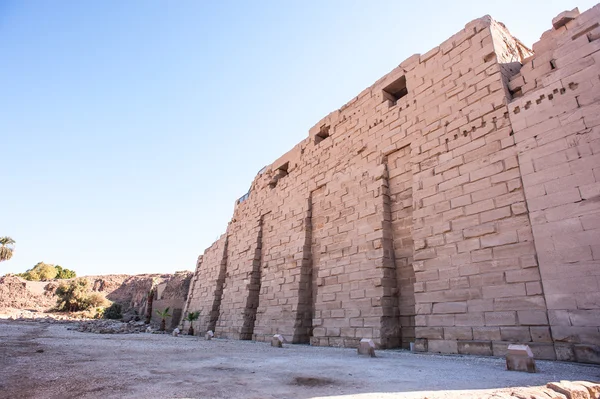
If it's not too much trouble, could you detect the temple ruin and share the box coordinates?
[182,5,600,364]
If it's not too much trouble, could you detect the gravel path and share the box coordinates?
[1,320,599,399]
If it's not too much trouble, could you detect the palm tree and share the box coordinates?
[156,307,171,331]
[184,311,200,336]
[0,237,15,262]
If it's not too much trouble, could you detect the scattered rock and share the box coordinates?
[76,319,148,334]
[271,334,284,348]
[506,344,536,373]
[357,338,376,357]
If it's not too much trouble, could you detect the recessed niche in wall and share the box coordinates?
[382,76,408,106]
[315,125,330,145]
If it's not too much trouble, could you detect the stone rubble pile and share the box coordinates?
[74,320,149,334]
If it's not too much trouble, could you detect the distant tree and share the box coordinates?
[0,237,15,262]
[18,262,76,281]
[156,307,171,331]
[55,265,76,279]
[184,311,200,336]
[19,262,57,281]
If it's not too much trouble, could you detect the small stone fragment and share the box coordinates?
[271,334,284,348]
[506,344,536,373]
[357,338,376,357]
[205,330,214,340]
[172,328,180,337]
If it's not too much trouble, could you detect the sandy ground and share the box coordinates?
[1,320,599,399]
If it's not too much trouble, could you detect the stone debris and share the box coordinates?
[205,330,214,340]
[271,334,284,348]
[357,338,376,357]
[172,328,180,337]
[74,319,149,334]
[506,344,536,373]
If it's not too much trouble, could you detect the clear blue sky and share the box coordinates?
[1,0,595,276]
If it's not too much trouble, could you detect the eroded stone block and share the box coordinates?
[506,344,536,373]
[357,338,376,357]
[271,334,284,348]
[413,338,428,352]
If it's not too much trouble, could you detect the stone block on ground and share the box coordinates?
[414,338,428,352]
[205,330,214,340]
[506,344,536,373]
[271,334,284,348]
[357,338,376,357]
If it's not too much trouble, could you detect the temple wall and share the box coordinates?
[183,6,600,363]
[508,5,600,363]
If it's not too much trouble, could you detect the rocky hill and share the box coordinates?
[0,272,193,327]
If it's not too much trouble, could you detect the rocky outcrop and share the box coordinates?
[0,272,193,326]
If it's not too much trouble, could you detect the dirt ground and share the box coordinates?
[1,321,599,399]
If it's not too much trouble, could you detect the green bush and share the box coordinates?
[55,279,108,313]
[18,262,76,281]
[55,265,76,279]
[104,303,123,320]
[86,292,109,308]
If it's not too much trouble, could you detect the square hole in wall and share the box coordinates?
[269,162,289,189]
[277,161,289,176]
[315,125,330,145]
[382,75,407,106]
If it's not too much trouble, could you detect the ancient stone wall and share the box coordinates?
[184,6,600,363]
[507,6,600,363]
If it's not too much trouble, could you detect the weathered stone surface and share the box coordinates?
[552,8,580,29]
[457,340,493,356]
[547,381,591,399]
[571,381,600,398]
[573,345,600,364]
[413,338,428,352]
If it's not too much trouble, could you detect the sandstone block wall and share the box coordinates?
[507,6,600,363]
[183,6,600,363]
